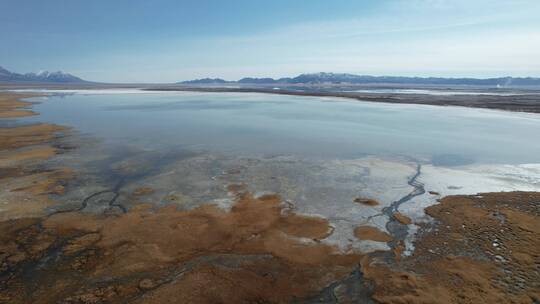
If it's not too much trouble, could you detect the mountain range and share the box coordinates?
[0,66,86,83]
[179,72,540,86]
[1,67,538,86]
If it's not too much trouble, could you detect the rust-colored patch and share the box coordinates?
[2,191,362,303]
[0,145,56,166]
[362,192,540,303]
[353,197,379,206]
[0,93,38,118]
[132,186,155,196]
[0,92,72,220]
[278,213,331,239]
[0,167,73,220]
[354,225,392,242]
[0,122,66,149]
[392,212,412,225]
[226,183,247,193]
[361,255,500,304]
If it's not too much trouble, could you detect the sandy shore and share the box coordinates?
[1,91,539,303]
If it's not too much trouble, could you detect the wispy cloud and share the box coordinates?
[41,0,540,82]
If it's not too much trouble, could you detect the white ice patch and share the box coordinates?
[210,198,234,211]
[400,163,540,222]
[292,156,415,253]
[399,163,540,255]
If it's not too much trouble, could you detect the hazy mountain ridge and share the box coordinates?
[0,66,86,83]
[180,72,540,86]
[180,78,230,84]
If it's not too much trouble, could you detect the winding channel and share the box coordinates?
[48,178,126,216]
[302,163,426,303]
[383,163,425,252]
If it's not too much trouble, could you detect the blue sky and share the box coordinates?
[1,0,539,82]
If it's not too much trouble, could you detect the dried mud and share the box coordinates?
[353,197,379,206]
[354,226,393,242]
[0,93,38,118]
[1,189,365,303]
[0,93,72,220]
[363,191,540,304]
[392,212,412,225]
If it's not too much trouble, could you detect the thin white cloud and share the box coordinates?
[77,0,540,82]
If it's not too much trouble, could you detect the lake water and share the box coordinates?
[24,91,540,165]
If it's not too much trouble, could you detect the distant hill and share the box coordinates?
[179,72,540,86]
[238,77,277,84]
[0,66,87,83]
[179,78,230,84]
[288,73,540,86]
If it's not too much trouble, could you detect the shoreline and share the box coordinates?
[2,82,540,113]
[1,91,539,303]
[0,91,369,302]
[143,86,540,113]
[0,92,71,220]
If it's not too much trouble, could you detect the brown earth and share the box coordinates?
[0,93,38,118]
[392,212,412,225]
[0,92,72,220]
[362,191,540,304]
[0,122,66,150]
[0,145,56,166]
[0,189,363,303]
[353,197,379,206]
[354,226,393,242]
[131,186,155,196]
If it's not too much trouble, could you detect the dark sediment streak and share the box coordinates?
[383,163,424,253]
[48,179,126,216]
[301,164,425,303]
[144,86,540,113]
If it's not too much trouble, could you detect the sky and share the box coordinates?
[1,0,539,83]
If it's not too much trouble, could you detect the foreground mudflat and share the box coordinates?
[363,191,540,303]
[1,91,539,303]
[1,190,364,303]
[0,93,72,220]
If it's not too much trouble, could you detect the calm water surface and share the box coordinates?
[24,91,540,164]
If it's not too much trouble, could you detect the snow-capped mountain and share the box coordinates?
[0,66,87,83]
[0,66,12,78]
